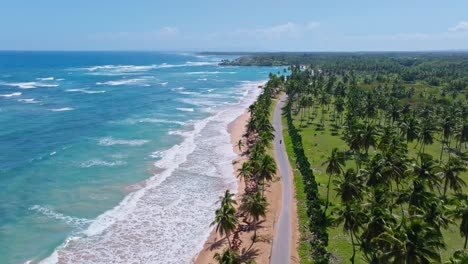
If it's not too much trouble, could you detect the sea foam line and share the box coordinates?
[49,107,74,112]
[18,98,40,103]
[80,159,126,168]
[66,88,106,94]
[0,92,21,97]
[39,80,265,264]
[98,137,150,146]
[29,205,92,228]
[1,82,59,89]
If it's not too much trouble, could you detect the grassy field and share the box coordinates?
[286,101,467,263]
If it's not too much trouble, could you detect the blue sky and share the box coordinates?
[1,0,468,51]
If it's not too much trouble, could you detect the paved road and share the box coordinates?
[270,94,292,264]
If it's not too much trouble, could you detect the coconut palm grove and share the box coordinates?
[213,52,468,263]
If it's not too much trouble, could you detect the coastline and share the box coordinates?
[194,105,283,263]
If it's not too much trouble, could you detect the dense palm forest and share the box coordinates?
[278,53,468,263]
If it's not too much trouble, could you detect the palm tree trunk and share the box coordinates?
[226,232,232,249]
[324,174,332,214]
[439,141,444,161]
[350,231,356,264]
[443,178,449,197]
[253,220,257,243]
[464,235,467,249]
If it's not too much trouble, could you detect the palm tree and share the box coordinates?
[418,121,436,154]
[400,114,420,143]
[412,153,442,192]
[361,124,377,155]
[237,162,252,189]
[446,249,468,264]
[211,203,238,249]
[334,202,368,264]
[322,148,345,214]
[374,216,446,263]
[259,131,274,149]
[219,189,237,208]
[439,156,467,196]
[213,249,241,264]
[333,168,363,204]
[235,139,244,152]
[243,191,268,243]
[449,193,468,249]
[257,154,277,194]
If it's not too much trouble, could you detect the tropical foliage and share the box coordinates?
[278,53,468,263]
[211,77,280,263]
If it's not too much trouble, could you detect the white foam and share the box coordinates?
[40,80,265,264]
[198,78,208,81]
[185,61,217,66]
[1,82,58,89]
[121,118,187,126]
[80,159,126,168]
[98,137,150,146]
[76,62,218,75]
[49,107,74,112]
[29,205,91,228]
[176,107,194,112]
[36,77,54,81]
[66,88,106,94]
[18,98,40,103]
[96,79,146,86]
[185,71,236,75]
[150,150,164,159]
[160,82,168,86]
[171,86,200,95]
[0,92,21,97]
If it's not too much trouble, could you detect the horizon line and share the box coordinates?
[1,49,468,53]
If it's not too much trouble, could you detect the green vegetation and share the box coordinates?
[211,78,280,263]
[265,52,468,263]
[282,112,314,263]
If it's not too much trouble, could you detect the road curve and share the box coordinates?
[270,94,292,264]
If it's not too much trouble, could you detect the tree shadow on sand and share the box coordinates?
[240,247,260,262]
[208,237,227,251]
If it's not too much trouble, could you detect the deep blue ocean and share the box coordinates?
[0,51,283,264]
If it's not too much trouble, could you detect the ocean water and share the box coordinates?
[0,51,283,264]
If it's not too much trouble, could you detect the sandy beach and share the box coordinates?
[194,108,283,264]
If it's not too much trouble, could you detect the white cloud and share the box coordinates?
[231,21,320,40]
[158,26,178,36]
[306,21,320,29]
[261,22,298,38]
[449,21,468,31]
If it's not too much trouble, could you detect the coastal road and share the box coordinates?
[270,94,293,264]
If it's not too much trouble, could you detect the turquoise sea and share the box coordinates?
[0,51,282,264]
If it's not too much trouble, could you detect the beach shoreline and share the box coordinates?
[194,95,283,264]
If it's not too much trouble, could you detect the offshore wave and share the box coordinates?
[96,78,148,86]
[176,107,194,112]
[66,88,106,94]
[36,77,55,81]
[29,205,92,229]
[80,159,127,168]
[117,118,188,126]
[40,80,265,264]
[98,137,150,146]
[0,82,59,89]
[18,98,40,104]
[49,107,74,112]
[185,71,236,75]
[75,62,218,75]
[0,92,22,97]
